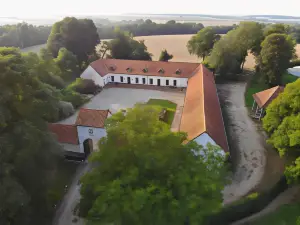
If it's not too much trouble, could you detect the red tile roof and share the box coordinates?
[253,86,284,108]
[180,65,229,152]
[48,124,78,145]
[75,108,109,128]
[90,59,200,78]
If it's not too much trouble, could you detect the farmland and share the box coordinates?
[20,35,300,69]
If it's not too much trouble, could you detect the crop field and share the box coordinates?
[21,35,300,70]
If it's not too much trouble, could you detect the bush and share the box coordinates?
[60,89,88,109]
[58,101,75,120]
[289,59,300,68]
[40,73,65,89]
[206,176,288,225]
[67,78,101,95]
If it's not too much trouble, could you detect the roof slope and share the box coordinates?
[90,59,200,78]
[253,86,284,108]
[48,124,79,145]
[75,108,109,128]
[180,65,228,152]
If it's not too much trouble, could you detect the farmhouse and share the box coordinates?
[49,59,228,157]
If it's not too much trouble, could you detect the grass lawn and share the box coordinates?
[245,72,299,107]
[147,99,177,125]
[252,203,300,225]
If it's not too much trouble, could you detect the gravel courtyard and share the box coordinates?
[59,87,185,127]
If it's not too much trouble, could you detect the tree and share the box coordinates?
[55,47,80,81]
[47,17,99,63]
[106,30,152,61]
[263,79,300,183]
[263,24,289,37]
[260,33,295,86]
[187,27,220,60]
[159,49,173,61]
[0,47,62,224]
[79,105,227,225]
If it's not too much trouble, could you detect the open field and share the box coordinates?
[20,35,300,69]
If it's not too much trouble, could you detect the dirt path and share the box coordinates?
[52,162,91,225]
[218,82,266,204]
[232,185,300,225]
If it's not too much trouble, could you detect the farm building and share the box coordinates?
[252,86,284,120]
[49,59,229,157]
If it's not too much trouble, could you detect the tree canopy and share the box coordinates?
[159,49,173,61]
[260,33,295,86]
[0,23,51,48]
[79,105,227,225]
[207,22,263,77]
[187,27,220,60]
[0,47,63,225]
[104,30,152,61]
[47,17,99,62]
[263,79,300,183]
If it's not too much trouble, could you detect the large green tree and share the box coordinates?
[79,105,227,225]
[47,17,99,63]
[106,30,152,61]
[0,47,62,225]
[207,22,263,77]
[260,33,295,86]
[187,27,220,60]
[263,79,300,183]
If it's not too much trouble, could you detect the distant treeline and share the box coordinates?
[0,23,51,48]
[96,19,236,39]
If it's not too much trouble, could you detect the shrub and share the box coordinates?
[67,78,101,95]
[60,89,88,109]
[58,101,75,120]
[40,73,65,89]
[206,176,288,225]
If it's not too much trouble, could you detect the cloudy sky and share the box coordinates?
[3,0,300,17]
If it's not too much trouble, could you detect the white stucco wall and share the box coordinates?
[106,73,188,87]
[80,66,104,87]
[77,126,107,153]
[193,132,225,156]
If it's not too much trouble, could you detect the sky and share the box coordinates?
[2,0,300,18]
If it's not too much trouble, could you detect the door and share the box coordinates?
[127,77,131,84]
[143,78,146,84]
[173,80,177,86]
[157,79,161,86]
[83,139,93,157]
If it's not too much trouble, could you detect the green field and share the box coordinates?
[245,72,299,107]
[147,99,177,125]
[252,203,300,225]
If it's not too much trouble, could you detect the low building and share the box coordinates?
[50,59,229,157]
[252,85,284,120]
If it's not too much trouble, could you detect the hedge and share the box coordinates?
[289,59,300,68]
[205,176,288,225]
[67,78,101,95]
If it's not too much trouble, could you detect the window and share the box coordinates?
[175,69,181,75]
[120,76,124,82]
[173,80,177,86]
[111,76,114,82]
[150,78,153,85]
[166,80,169,86]
[126,67,132,73]
[135,77,139,83]
[142,68,148,73]
[142,78,146,84]
[158,68,164,74]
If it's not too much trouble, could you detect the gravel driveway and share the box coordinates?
[218,82,266,204]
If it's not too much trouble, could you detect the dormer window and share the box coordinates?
[158,68,164,74]
[142,68,148,73]
[175,69,181,75]
[126,67,132,73]
[108,65,116,71]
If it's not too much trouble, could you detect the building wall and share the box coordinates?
[77,126,107,153]
[194,132,225,156]
[81,69,188,88]
[80,66,104,87]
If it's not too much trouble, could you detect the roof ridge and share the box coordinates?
[201,65,207,132]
